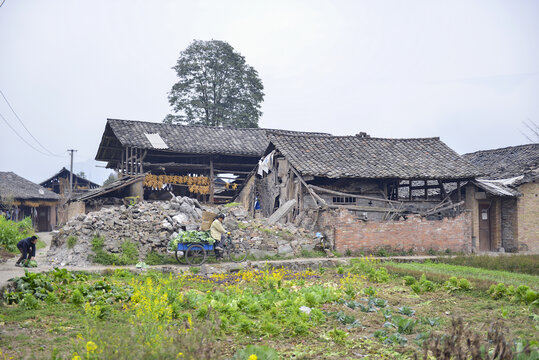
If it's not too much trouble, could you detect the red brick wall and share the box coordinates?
[321,209,472,253]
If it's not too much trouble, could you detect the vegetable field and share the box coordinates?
[0,258,537,359]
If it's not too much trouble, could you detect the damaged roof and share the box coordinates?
[0,172,60,201]
[267,133,478,179]
[463,143,539,180]
[96,118,330,161]
[75,174,145,201]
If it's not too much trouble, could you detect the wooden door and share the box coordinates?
[37,206,49,232]
[478,203,491,251]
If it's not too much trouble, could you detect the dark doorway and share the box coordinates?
[478,203,491,251]
[37,206,50,232]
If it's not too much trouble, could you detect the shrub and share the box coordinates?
[145,251,177,265]
[403,275,416,286]
[0,216,35,252]
[367,267,390,283]
[67,235,78,249]
[90,236,139,265]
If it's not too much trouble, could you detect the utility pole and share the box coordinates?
[67,149,77,199]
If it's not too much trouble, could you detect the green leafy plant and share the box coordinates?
[397,306,415,316]
[392,315,417,334]
[232,345,279,360]
[327,328,349,345]
[410,274,435,294]
[67,235,78,249]
[403,275,416,286]
[169,231,215,250]
[444,276,472,293]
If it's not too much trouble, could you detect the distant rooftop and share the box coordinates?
[0,172,60,201]
[463,143,539,180]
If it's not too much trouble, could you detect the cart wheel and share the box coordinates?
[227,242,248,263]
[185,244,207,266]
[175,250,187,265]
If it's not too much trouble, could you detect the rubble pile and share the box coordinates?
[47,197,319,267]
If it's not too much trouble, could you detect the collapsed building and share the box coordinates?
[237,133,480,253]
[462,144,539,253]
[89,118,328,207]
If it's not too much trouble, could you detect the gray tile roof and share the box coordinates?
[99,118,329,158]
[0,172,60,201]
[463,144,539,180]
[268,133,478,179]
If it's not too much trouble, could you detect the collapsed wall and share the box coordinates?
[47,196,320,266]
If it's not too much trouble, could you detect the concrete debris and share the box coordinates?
[47,197,319,267]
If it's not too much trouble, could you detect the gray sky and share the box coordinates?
[1,0,538,185]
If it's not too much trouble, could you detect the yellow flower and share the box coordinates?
[176,352,184,358]
[248,355,258,360]
[86,341,98,353]
[71,352,81,360]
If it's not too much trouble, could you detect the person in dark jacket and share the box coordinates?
[15,235,38,267]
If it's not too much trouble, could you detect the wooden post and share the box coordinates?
[209,157,214,204]
[457,181,461,202]
[395,179,399,200]
[408,180,412,201]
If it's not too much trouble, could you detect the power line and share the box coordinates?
[0,89,64,157]
[0,111,57,156]
[0,0,6,8]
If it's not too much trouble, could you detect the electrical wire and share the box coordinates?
[0,110,62,157]
[0,89,64,157]
[0,0,6,8]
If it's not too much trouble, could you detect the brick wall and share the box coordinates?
[517,181,539,252]
[501,198,518,252]
[320,209,472,253]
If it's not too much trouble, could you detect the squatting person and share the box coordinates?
[15,235,38,267]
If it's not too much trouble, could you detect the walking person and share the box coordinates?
[15,235,38,267]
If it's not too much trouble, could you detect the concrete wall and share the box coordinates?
[319,209,472,253]
[517,181,539,252]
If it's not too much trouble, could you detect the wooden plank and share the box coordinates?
[422,201,464,216]
[213,195,234,199]
[308,184,402,204]
[213,163,258,168]
[328,204,404,213]
[214,169,253,174]
[142,162,210,169]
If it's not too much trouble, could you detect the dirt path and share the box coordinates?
[0,234,441,291]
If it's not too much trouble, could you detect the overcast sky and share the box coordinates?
[0,0,538,185]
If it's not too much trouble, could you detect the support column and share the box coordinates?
[209,157,214,204]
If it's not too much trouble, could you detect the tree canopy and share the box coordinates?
[164,40,264,128]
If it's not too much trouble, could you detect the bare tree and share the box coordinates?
[520,119,539,143]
